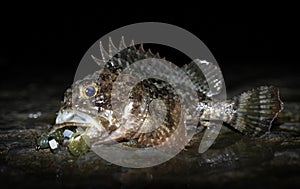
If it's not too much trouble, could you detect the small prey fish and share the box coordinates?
[36,37,283,156]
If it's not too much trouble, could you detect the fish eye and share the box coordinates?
[85,85,96,97]
[81,82,98,98]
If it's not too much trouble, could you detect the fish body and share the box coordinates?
[36,38,283,156]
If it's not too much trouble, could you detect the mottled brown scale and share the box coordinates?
[128,79,182,146]
[91,45,184,147]
[61,88,72,110]
[95,70,115,111]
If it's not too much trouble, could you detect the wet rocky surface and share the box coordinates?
[1,66,300,189]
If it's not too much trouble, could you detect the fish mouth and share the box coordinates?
[55,109,133,146]
[55,109,108,139]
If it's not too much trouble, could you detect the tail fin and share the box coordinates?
[229,86,283,136]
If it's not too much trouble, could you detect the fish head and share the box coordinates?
[55,71,114,139]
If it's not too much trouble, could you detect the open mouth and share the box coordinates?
[55,109,108,139]
[54,109,142,146]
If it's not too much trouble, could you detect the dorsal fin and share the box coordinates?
[108,37,118,58]
[139,43,145,52]
[129,39,135,48]
[91,54,104,66]
[182,59,225,98]
[156,52,161,59]
[145,48,155,57]
[92,37,161,69]
[118,36,127,50]
[99,41,110,63]
[92,38,224,98]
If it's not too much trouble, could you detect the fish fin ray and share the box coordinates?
[108,37,118,58]
[229,86,283,136]
[182,59,225,97]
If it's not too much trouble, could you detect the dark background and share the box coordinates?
[0,11,298,92]
[0,8,300,189]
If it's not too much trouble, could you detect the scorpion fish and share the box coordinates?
[36,37,283,156]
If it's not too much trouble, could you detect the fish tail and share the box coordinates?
[229,86,283,136]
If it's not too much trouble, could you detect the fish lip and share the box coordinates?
[55,109,107,135]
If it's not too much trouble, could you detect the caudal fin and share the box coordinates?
[229,86,283,136]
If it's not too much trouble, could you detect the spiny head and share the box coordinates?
[55,37,159,143]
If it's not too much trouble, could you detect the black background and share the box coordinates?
[0,6,299,189]
[0,9,299,93]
